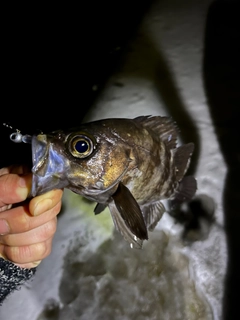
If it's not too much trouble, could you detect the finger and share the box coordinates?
[0,201,62,235]
[0,204,12,213]
[0,172,32,206]
[29,189,63,216]
[0,237,53,267]
[0,217,57,246]
[0,165,30,175]
[0,253,42,269]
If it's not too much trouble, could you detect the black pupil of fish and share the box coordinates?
[75,140,89,153]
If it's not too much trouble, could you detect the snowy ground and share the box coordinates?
[0,0,232,319]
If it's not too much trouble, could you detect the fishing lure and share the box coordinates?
[3,123,32,144]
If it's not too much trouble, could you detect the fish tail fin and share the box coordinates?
[174,143,194,181]
[174,176,197,203]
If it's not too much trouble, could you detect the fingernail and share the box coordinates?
[0,219,10,235]
[32,260,42,267]
[33,199,53,216]
[16,177,30,200]
[15,260,42,269]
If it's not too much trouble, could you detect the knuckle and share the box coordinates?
[42,218,57,239]
[51,201,62,216]
[0,234,9,245]
[4,241,50,264]
[18,214,31,233]
[33,240,52,260]
[34,242,50,259]
[42,243,52,258]
[4,245,30,264]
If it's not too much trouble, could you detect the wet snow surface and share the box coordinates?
[1,0,233,319]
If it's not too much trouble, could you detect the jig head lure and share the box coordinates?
[3,123,32,144]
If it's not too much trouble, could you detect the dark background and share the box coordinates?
[203,1,240,319]
[1,1,152,167]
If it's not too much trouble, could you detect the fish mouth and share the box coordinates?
[31,135,69,196]
[31,172,68,196]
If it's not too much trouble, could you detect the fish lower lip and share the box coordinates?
[31,173,68,197]
[31,174,50,196]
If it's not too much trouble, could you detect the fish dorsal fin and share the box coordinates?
[134,115,178,149]
[174,143,194,181]
[111,182,148,241]
[141,201,166,232]
[108,201,143,249]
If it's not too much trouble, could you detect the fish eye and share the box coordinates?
[67,133,95,158]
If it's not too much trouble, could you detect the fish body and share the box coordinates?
[31,116,197,248]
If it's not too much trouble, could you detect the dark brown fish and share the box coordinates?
[31,116,197,248]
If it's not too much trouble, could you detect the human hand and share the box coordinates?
[0,165,63,269]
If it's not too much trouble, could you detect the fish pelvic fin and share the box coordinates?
[108,201,143,249]
[134,115,178,149]
[111,182,148,241]
[94,203,108,215]
[174,143,195,181]
[142,201,166,232]
[174,176,197,203]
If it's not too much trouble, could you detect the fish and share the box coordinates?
[31,115,197,248]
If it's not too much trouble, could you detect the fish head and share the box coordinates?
[31,123,133,201]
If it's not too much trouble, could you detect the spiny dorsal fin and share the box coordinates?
[134,115,178,149]
[174,143,194,181]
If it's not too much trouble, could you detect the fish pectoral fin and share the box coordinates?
[94,203,108,215]
[142,201,166,231]
[108,201,143,249]
[174,176,197,203]
[112,182,148,241]
[174,143,195,180]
